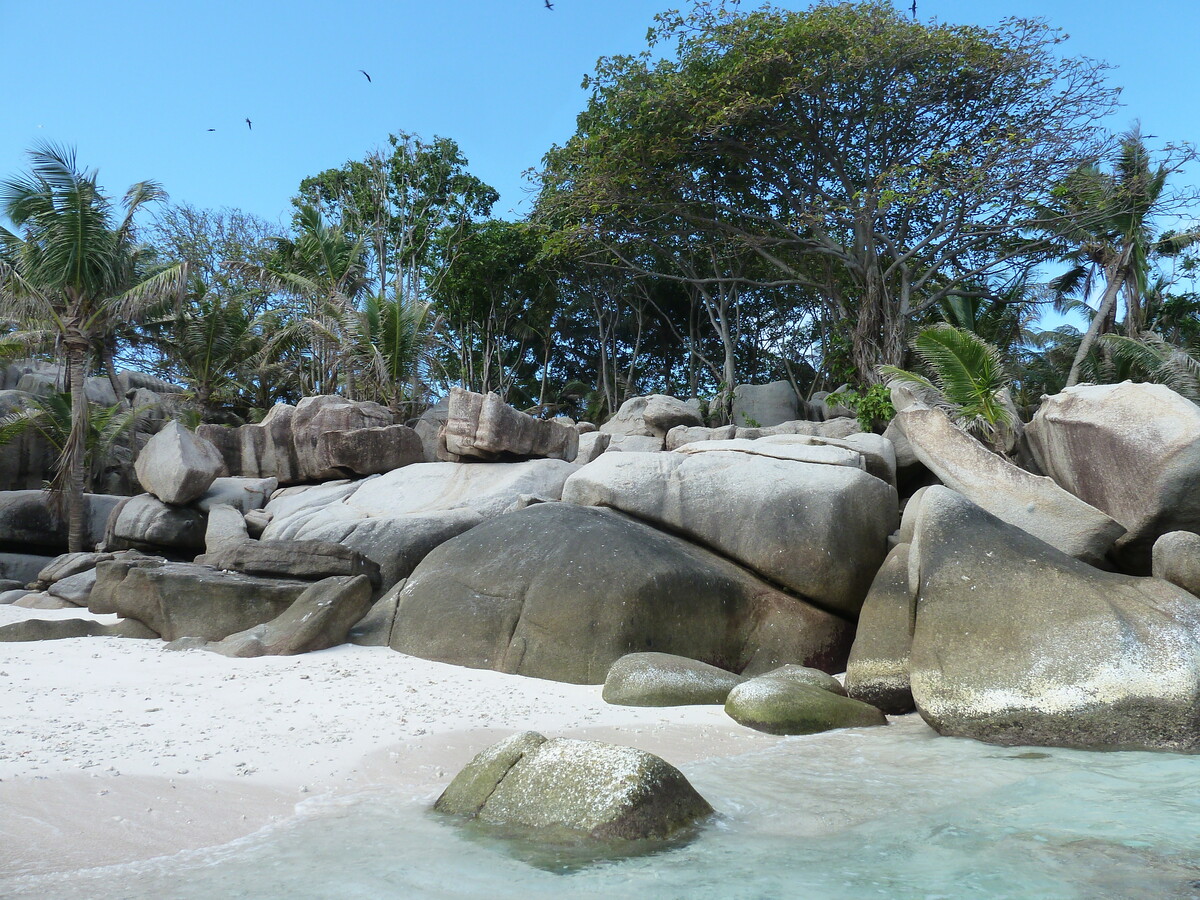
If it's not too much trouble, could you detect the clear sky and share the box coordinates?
[1,0,1196,232]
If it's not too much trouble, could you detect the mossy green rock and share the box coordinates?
[435,731,547,817]
[435,732,712,842]
[725,678,887,735]
[603,652,745,706]
[758,664,847,696]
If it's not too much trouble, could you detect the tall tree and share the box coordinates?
[0,144,183,550]
[295,132,498,308]
[537,1,1116,384]
[1039,130,1200,386]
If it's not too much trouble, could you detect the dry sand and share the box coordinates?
[0,604,782,881]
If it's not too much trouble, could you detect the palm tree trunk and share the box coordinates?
[64,337,91,553]
[1066,248,1132,387]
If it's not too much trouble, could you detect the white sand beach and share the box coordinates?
[0,604,783,879]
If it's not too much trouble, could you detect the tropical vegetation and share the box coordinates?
[1,1,1198,498]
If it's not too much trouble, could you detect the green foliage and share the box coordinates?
[882,323,1015,450]
[0,143,183,550]
[828,384,895,432]
[0,391,148,491]
[538,0,1115,380]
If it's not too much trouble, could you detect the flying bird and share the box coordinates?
[206,128,216,132]
[545,0,553,9]
[359,69,371,82]
[910,0,916,17]
[245,117,252,131]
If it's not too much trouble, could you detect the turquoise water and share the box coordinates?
[7,719,1200,899]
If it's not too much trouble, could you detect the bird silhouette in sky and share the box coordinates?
[359,69,371,82]
[545,0,553,9]
[206,128,216,132]
[245,117,252,131]
[910,0,916,17]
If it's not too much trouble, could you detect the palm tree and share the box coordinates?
[0,392,149,492]
[0,143,184,550]
[345,294,438,415]
[267,204,369,396]
[881,323,1016,453]
[1038,129,1199,387]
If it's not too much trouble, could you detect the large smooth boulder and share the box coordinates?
[198,404,299,483]
[0,491,120,553]
[107,494,206,551]
[439,388,578,462]
[203,503,249,551]
[89,559,311,641]
[434,731,712,842]
[907,486,1200,752]
[844,543,917,714]
[134,421,226,505]
[198,396,401,485]
[391,503,854,683]
[0,552,55,585]
[289,395,394,481]
[45,568,98,605]
[196,539,381,588]
[601,395,703,439]
[205,574,374,657]
[317,424,423,476]
[731,381,800,428]
[756,664,847,696]
[562,449,896,618]
[411,397,450,463]
[194,476,278,514]
[1152,531,1200,597]
[896,403,1124,565]
[602,652,745,707]
[1027,382,1200,572]
[260,460,575,590]
[0,617,156,642]
[665,418,860,450]
[724,678,887,735]
[36,551,114,585]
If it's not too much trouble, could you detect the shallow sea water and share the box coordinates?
[7,717,1200,900]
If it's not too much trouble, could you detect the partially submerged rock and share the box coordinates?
[435,731,713,842]
[602,652,745,707]
[908,486,1200,752]
[724,678,887,735]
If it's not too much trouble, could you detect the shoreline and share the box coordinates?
[0,605,785,878]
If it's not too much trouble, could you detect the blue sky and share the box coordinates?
[1,0,1196,233]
